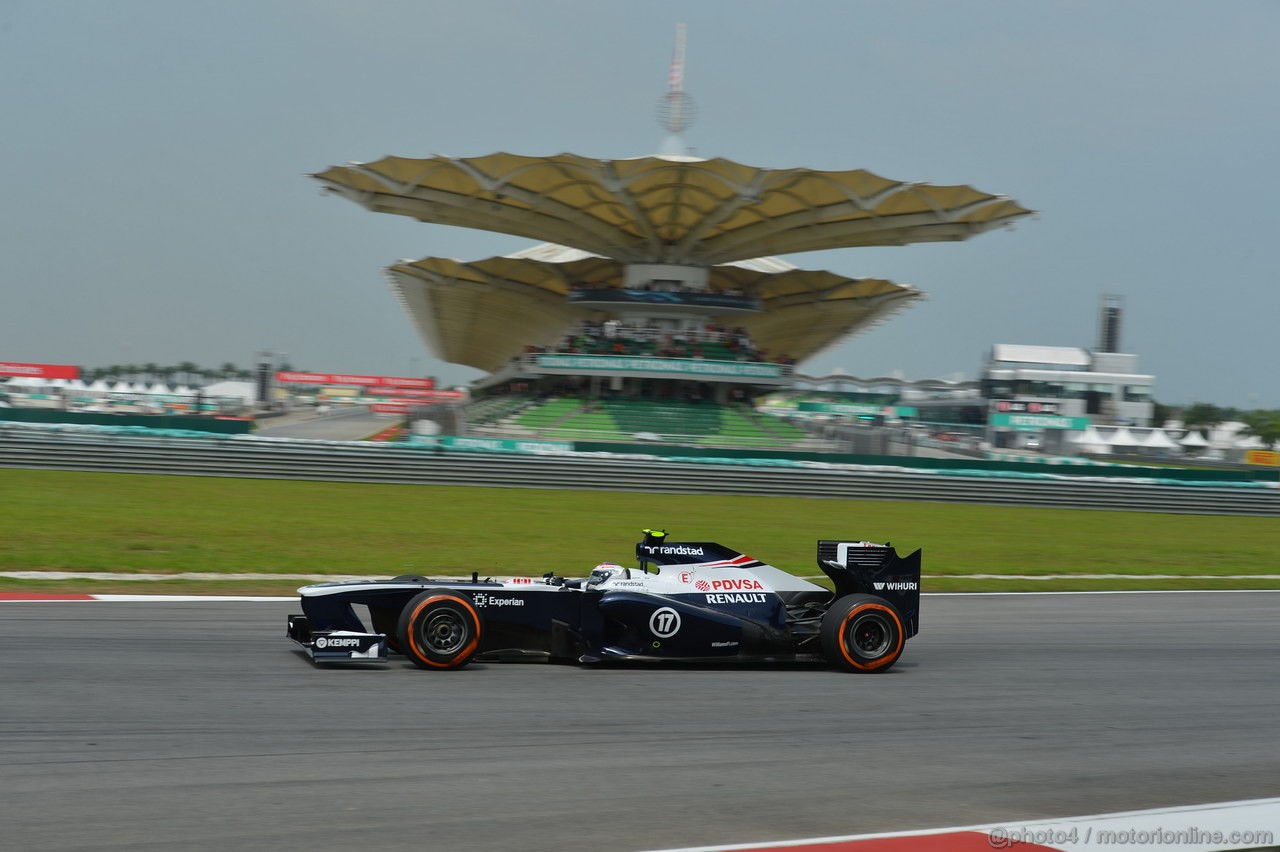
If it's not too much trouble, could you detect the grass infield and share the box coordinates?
[2,469,1277,594]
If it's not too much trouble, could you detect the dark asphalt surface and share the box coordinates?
[2,593,1277,851]
[252,406,393,441]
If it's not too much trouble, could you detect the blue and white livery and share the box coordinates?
[286,529,922,673]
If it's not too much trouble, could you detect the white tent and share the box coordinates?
[88,379,112,392]
[201,381,255,405]
[111,381,138,393]
[1070,426,1111,454]
[67,379,87,390]
[1109,427,1142,447]
[146,383,173,396]
[1179,430,1209,448]
[1209,421,1248,449]
[1234,434,1266,450]
[172,385,195,397]
[1142,429,1180,451]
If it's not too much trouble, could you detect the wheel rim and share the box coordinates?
[848,611,892,658]
[422,610,468,656]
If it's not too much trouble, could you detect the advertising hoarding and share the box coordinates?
[0,362,80,380]
[534,354,783,379]
[990,413,1091,431]
[567,288,761,311]
[367,388,465,399]
[797,402,919,418]
[1243,450,1279,467]
[276,371,434,389]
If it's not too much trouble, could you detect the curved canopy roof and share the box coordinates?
[386,245,922,372]
[315,153,1034,266]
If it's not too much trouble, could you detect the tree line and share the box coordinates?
[1176,402,1280,447]
[77,361,295,386]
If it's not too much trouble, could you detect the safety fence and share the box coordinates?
[0,407,252,433]
[1,425,1276,516]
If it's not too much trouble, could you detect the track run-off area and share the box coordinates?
[2,592,1277,852]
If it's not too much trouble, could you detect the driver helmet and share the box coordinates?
[587,562,627,586]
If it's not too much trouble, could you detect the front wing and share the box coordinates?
[288,615,387,663]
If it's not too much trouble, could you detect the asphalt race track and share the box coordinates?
[252,406,395,441]
[2,593,1278,852]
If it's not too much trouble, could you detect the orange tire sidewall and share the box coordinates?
[838,602,904,671]
[406,594,481,668]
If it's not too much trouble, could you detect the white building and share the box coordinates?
[982,343,1155,427]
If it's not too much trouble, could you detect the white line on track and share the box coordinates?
[6,571,1280,582]
[642,795,1280,852]
[4,590,1280,603]
[0,571,384,581]
[95,595,296,602]
[926,588,1280,596]
[799,573,1280,581]
[0,595,295,602]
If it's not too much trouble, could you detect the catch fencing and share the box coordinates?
[1,426,1276,516]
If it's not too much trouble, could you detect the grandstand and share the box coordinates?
[314,30,1030,452]
[471,395,817,449]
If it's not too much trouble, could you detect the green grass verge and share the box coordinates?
[2,469,1277,592]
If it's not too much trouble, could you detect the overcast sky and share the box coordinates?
[2,1,1277,407]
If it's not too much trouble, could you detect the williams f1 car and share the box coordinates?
[287,530,921,673]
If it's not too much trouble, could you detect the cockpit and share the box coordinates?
[586,562,629,587]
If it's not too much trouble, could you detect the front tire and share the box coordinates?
[397,591,482,670]
[820,595,905,673]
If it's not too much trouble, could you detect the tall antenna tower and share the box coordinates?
[656,23,698,154]
[1097,294,1124,353]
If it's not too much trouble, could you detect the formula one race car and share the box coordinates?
[287,530,921,673]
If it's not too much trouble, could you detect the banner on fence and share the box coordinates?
[0,362,80,380]
[277,371,434,389]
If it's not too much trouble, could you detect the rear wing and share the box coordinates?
[635,529,746,571]
[817,540,921,638]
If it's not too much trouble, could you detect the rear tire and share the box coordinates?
[397,591,482,670]
[820,595,905,673]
